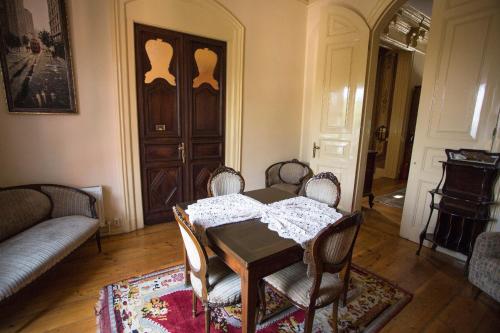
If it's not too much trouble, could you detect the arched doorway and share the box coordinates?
[112,0,244,230]
[356,0,500,247]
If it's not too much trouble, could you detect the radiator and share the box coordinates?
[81,185,105,227]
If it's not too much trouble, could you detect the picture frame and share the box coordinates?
[0,0,77,114]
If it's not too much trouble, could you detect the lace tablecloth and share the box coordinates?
[261,196,343,275]
[185,193,265,244]
[184,194,343,275]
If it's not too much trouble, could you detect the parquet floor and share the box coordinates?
[1,179,499,332]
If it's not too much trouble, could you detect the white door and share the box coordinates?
[307,6,369,212]
[400,0,500,243]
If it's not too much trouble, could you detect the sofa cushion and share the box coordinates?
[0,189,51,242]
[41,185,94,218]
[0,216,99,301]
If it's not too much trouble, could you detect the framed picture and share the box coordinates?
[0,0,76,114]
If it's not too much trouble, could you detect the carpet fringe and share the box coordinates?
[95,287,106,333]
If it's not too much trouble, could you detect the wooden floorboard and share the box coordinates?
[1,180,499,332]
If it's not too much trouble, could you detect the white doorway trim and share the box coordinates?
[353,0,409,211]
[112,0,244,231]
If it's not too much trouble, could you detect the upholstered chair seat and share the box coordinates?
[260,212,363,333]
[265,159,313,195]
[174,207,244,333]
[190,256,241,306]
[264,262,343,307]
[207,166,245,197]
[305,172,341,208]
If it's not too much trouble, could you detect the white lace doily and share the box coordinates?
[261,196,343,275]
[261,196,343,247]
[185,194,266,243]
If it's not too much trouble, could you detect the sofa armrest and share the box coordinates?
[41,185,97,219]
[472,232,500,260]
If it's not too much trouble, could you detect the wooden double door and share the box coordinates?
[135,24,226,224]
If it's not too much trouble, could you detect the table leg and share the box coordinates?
[241,270,259,333]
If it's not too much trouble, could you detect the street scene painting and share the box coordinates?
[0,0,76,113]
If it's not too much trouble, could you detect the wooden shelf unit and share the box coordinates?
[416,149,500,273]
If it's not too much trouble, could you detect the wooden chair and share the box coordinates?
[260,212,363,333]
[265,159,313,194]
[304,172,341,208]
[173,207,242,333]
[207,166,245,197]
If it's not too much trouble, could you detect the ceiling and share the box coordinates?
[406,0,433,17]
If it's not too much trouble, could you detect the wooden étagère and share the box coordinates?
[416,149,500,272]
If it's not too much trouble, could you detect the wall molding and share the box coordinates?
[112,0,244,231]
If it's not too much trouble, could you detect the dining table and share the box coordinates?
[176,187,305,333]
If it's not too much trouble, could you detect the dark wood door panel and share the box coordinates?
[191,161,222,200]
[184,35,226,200]
[192,87,221,136]
[144,81,180,138]
[185,38,226,139]
[136,24,182,141]
[136,24,226,224]
[144,143,181,163]
[191,142,223,160]
[144,166,183,222]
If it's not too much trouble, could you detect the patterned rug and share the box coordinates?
[96,264,411,333]
[374,189,406,209]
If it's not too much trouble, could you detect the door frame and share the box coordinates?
[355,0,500,239]
[353,0,412,211]
[112,0,244,231]
[372,47,414,180]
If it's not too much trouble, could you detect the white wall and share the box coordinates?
[0,0,306,230]
[0,0,125,220]
[218,0,306,190]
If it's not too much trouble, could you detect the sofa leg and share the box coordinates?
[96,230,102,253]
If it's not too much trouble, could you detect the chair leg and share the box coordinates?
[331,301,339,333]
[192,291,197,318]
[257,280,266,323]
[342,266,351,306]
[204,304,211,333]
[95,230,102,253]
[303,308,316,333]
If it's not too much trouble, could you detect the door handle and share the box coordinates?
[178,142,185,164]
[313,142,320,158]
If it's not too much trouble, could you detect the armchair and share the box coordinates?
[468,232,500,302]
[265,159,313,195]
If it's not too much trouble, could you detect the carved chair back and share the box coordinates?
[173,206,209,301]
[307,211,362,308]
[304,172,341,208]
[265,159,313,187]
[279,160,313,185]
[207,166,245,197]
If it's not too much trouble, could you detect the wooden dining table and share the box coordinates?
[176,187,304,333]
